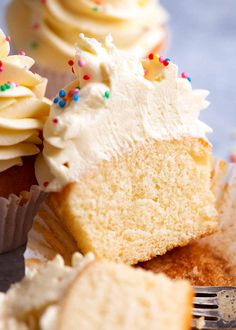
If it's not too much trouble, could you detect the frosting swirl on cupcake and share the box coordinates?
[7,0,168,72]
[36,34,211,192]
[0,30,50,172]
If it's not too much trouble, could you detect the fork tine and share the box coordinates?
[201,320,221,329]
[193,308,219,318]
[194,296,218,305]
[194,286,221,294]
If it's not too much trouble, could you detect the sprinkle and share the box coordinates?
[181,72,191,82]
[163,60,170,66]
[52,118,58,124]
[78,59,86,68]
[230,154,236,163]
[59,99,66,108]
[59,90,66,98]
[92,6,99,11]
[71,88,79,95]
[53,97,59,104]
[68,59,74,66]
[83,74,90,81]
[148,53,154,60]
[30,41,39,49]
[43,181,49,187]
[18,50,26,56]
[71,67,75,74]
[32,23,40,29]
[5,36,11,42]
[104,90,110,99]
[73,94,80,102]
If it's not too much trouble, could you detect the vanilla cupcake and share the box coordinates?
[7,0,168,98]
[35,35,217,265]
[0,30,51,253]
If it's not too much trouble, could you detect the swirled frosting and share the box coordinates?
[0,30,50,173]
[7,0,168,72]
[36,34,211,192]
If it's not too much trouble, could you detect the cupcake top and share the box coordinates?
[36,34,211,192]
[7,0,168,72]
[0,30,50,173]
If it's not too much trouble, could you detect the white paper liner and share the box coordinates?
[33,64,75,99]
[25,159,236,271]
[0,186,46,254]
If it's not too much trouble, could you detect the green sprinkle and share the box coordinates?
[5,83,10,89]
[92,6,99,11]
[104,90,110,99]
[30,41,39,49]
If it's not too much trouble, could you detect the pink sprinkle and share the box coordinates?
[0,68,3,72]
[159,56,165,63]
[78,59,86,68]
[32,23,40,29]
[181,72,188,79]
[71,88,79,95]
[18,50,26,56]
[5,36,11,42]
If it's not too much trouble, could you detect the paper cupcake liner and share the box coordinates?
[25,159,236,270]
[33,64,75,99]
[0,186,47,254]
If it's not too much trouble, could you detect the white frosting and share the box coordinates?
[36,35,211,192]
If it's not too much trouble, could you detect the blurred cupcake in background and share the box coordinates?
[0,29,51,253]
[7,0,168,98]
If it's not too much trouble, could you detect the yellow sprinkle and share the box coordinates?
[154,54,159,60]
[138,0,148,6]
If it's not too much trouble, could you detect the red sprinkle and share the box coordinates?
[52,118,59,124]
[0,61,3,67]
[83,74,90,81]
[68,59,74,66]
[148,53,154,60]
[163,60,170,66]
[18,50,26,56]
[5,36,11,42]
[71,67,75,74]
[43,181,49,188]
[230,154,236,163]
[181,72,188,79]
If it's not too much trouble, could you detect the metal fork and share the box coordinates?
[193,286,236,329]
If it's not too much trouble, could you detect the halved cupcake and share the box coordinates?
[36,35,217,265]
[0,253,193,330]
[0,29,51,253]
[7,0,168,97]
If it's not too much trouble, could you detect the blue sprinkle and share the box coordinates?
[73,94,79,102]
[53,97,59,104]
[59,90,66,98]
[187,77,192,82]
[59,99,66,108]
[165,58,171,62]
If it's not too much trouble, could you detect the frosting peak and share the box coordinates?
[36,35,211,192]
[0,29,50,172]
[8,0,168,72]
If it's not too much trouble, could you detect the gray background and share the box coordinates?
[0,0,236,292]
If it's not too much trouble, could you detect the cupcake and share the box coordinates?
[35,35,217,265]
[0,29,51,253]
[0,253,193,330]
[7,0,168,98]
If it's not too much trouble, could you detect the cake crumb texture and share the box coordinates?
[49,137,217,264]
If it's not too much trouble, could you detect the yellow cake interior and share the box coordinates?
[48,137,217,265]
